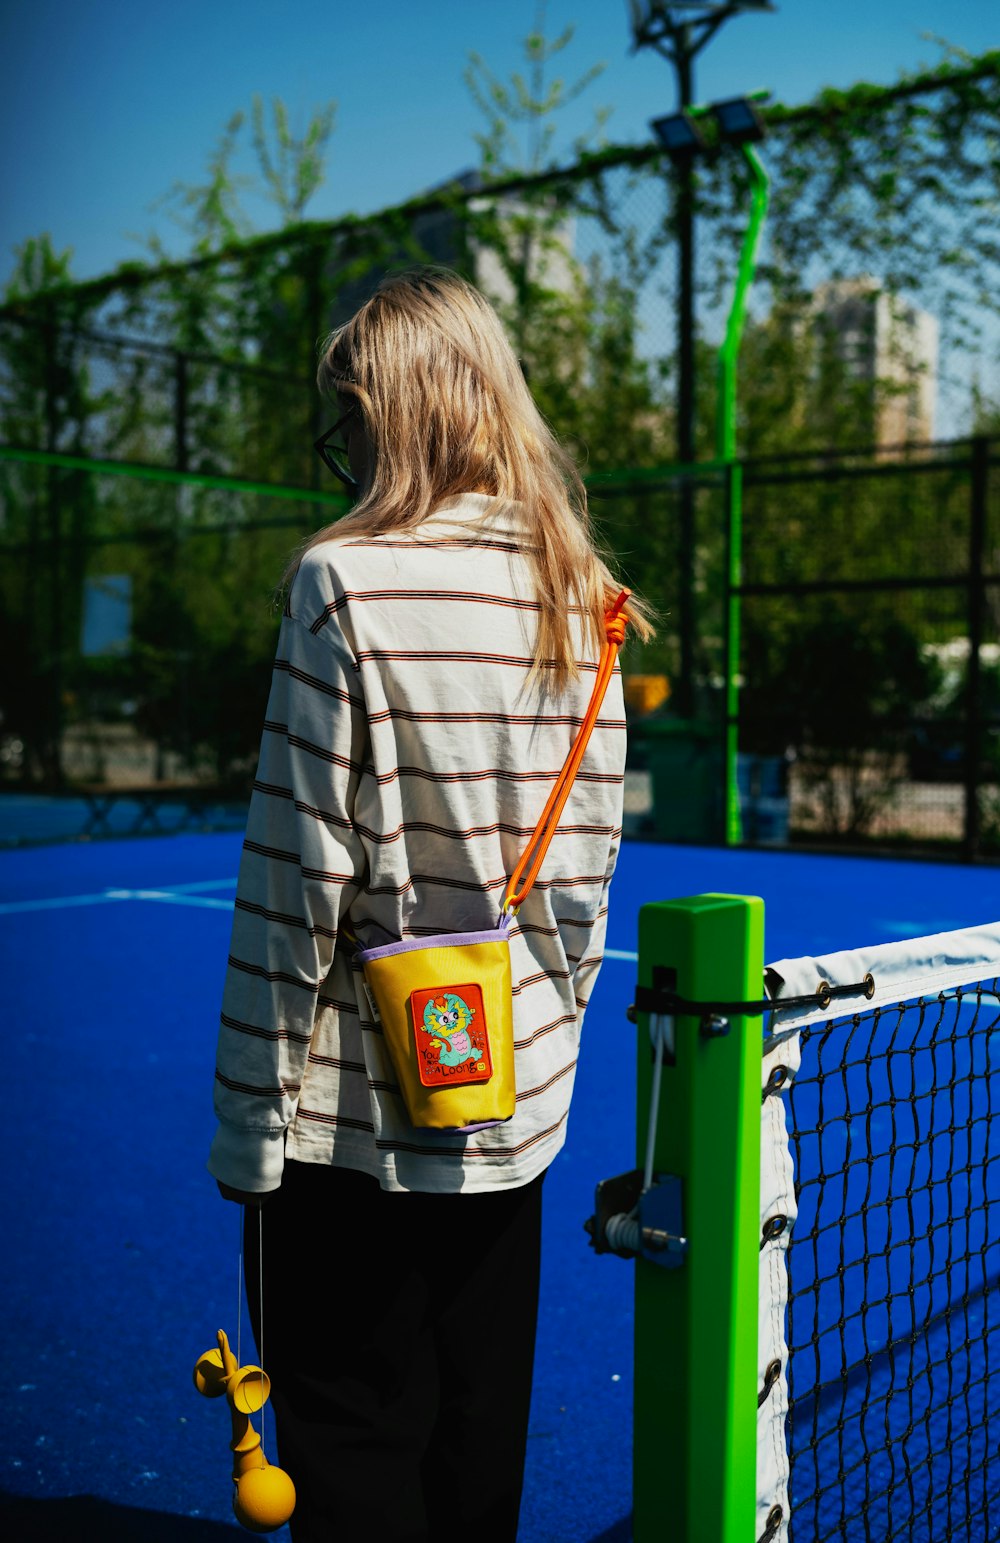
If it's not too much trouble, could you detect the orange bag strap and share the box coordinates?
[502,588,630,917]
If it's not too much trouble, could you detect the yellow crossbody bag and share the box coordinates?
[349,590,630,1133]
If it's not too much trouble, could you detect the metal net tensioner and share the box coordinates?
[584,971,877,1265]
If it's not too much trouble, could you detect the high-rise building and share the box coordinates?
[810,276,938,445]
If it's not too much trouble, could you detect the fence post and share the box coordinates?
[965,435,988,861]
[633,893,764,1543]
[43,308,65,787]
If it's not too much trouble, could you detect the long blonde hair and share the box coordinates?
[287,266,656,691]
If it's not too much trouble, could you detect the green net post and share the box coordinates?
[633,893,764,1543]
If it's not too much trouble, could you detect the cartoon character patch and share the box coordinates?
[410,982,493,1088]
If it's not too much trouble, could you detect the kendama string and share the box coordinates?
[236,1207,243,1372]
[258,1206,265,1446]
[235,1207,258,1439]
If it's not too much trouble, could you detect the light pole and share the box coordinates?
[626,2,775,721]
[648,93,771,847]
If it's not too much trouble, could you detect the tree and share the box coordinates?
[123,95,337,264]
[464,0,611,178]
[461,6,671,482]
[2,232,77,304]
[695,40,1000,453]
[3,39,999,819]
[740,608,942,838]
[123,110,257,265]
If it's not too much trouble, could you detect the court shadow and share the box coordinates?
[0,1491,249,1540]
[589,1517,632,1543]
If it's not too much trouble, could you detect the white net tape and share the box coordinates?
[756,920,1000,1542]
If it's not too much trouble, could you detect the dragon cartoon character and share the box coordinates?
[421,992,483,1069]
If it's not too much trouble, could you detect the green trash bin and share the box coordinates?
[640,718,725,843]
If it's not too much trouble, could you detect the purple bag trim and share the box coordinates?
[355,909,513,964]
[442,1116,513,1135]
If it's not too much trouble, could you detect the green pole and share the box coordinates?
[717,139,769,846]
[716,142,770,464]
[724,460,744,846]
[633,893,764,1543]
[0,445,351,511]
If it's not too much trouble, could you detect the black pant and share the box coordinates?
[243,1160,546,1543]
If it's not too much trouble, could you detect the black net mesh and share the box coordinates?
[784,982,1000,1540]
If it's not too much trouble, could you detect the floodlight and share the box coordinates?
[628,0,776,45]
[633,1,774,12]
[711,95,767,145]
[628,2,776,64]
[651,111,709,160]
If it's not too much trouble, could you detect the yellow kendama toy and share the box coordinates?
[194,1326,295,1533]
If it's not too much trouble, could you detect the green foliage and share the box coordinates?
[457,4,671,513]
[3,233,77,304]
[2,32,999,844]
[122,95,338,264]
[250,96,337,226]
[125,109,259,263]
[128,524,285,789]
[972,377,1000,436]
[464,0,611,176]
[700,45,1000,370]
[742,608,943,836]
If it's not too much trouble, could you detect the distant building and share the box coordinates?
[411,170,577,313]
[810,276,938,445]
[321,169,577,339]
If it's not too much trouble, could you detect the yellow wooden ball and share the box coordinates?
[233,1464,296,1533]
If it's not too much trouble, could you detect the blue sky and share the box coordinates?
[2,0,997,290]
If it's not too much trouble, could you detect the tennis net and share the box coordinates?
[758,923,1000,1543]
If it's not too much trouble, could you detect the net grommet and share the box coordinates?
[757,1357,782,1408]
[863,971,876,998]
[760,1213,788,1248]
[766,1065,788,1090]
[757,1504,784,1543]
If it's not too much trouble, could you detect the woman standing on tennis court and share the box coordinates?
[207,266,654,1543]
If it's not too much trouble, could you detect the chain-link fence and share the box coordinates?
[8,424,988,854]
[2,54,999,850]
[594,441,1000,861]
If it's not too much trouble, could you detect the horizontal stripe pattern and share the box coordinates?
[308,587,551,630]
[366,706,626,729]
[353,647,604,671]
[272,657,363,705]
[339,536,527,554]
[209,493,625,1196]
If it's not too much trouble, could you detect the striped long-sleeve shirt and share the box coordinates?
[207,492,626,1194]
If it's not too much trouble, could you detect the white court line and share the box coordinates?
[1,881,640,946]
[882,919,965,938]
[105,888,235,911]
[605,947,639,962]
[154,877,237,894]
[0,890,128,917]
[115,894,634,932]
[0,878,238,917]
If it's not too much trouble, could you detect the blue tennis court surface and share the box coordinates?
[2,833,998,1540]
